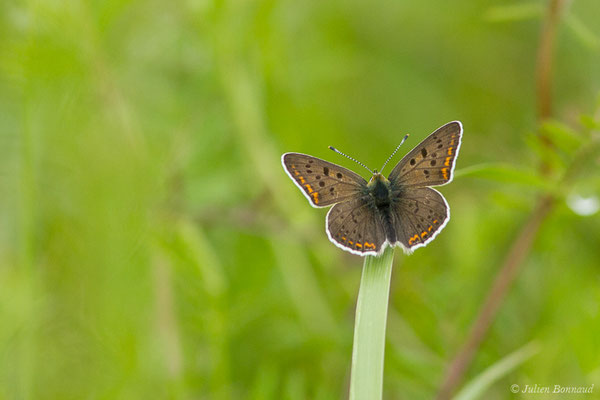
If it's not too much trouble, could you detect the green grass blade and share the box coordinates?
[349,246,395,400]
[453,341,541,400]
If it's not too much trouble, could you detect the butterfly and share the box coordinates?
[281,121,463,256]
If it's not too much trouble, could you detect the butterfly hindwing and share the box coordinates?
[388,121,462,187]
[326,196,387,255]
[391,187,449,251]
[282,153,367,208]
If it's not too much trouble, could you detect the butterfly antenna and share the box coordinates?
[379,134,409,174]
[328,146,374,174]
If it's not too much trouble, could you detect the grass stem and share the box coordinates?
[349,246,395,400]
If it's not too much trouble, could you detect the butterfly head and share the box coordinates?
[368,171,386,184]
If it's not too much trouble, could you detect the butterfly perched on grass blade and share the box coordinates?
[282,121,463,256]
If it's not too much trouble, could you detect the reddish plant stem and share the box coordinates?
[536,0,565,122]
[436,1,566,398]
[536,0,566,175]
[436,196,554,400]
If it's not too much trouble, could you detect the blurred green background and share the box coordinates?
[2,0,600,399]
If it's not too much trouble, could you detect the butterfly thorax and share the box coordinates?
[367,173,392,207]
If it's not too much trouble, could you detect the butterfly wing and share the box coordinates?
[326,196,387,255]
[390,187,450,252]
[388,121,462,187]
[281,153,367,208]
[283,121,461,256]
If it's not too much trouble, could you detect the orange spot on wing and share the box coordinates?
[311,192,319,204]
[341,236,347,241]
[442,168,448,179]
[421,231,428,238]
[348,240,354,245]
[299,176,306,184]
[444,157,451,167]
[447,147,453,156]
[408,234,420,245]
[305,184,313,193]
[433,219,438,224]
[294,171,300,176]
[364,242,376,249]
[356,243,362,248]
[428,225,433,232]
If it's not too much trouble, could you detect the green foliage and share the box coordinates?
[1,0,600,399]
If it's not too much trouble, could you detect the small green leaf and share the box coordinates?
[540,120,584,154]
[580,114,600,131]
[524,133,567,172]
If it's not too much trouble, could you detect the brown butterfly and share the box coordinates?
[282,121,463,256]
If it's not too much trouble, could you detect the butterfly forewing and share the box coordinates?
[282,153,367,207]
[326,197,387,255]
[388,121,462,187]
[391,187,449,251]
